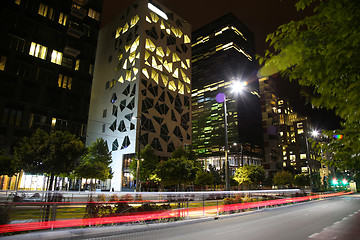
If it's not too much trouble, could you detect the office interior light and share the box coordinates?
[148,3,168,20]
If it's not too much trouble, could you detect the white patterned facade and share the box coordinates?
[87,0,192,191]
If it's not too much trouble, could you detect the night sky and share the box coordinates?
[101,0,309,56]
[101,0,340,130]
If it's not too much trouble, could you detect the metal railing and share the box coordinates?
[0,189,352,234]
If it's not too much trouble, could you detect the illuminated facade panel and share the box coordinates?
[87,0,192,191]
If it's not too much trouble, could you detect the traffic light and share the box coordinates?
[332,178,338,185]
[342,179,348,185]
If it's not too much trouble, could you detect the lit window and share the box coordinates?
[122,23,129,34]
[163,60,172,73]
[58,74,72,90]
[0,56,6,71]
[145,38,156,52]
[150,12,159,23]
[129,52,136,63]
[181,61,188,69]
[75,59,80,71]
[146,16,151,23]
[38,3,48,17]
[142,68,149,78]
[88,8,100,21]
[130,15,140,28]
[184,35,190,44]
[300,154,307,159]
[29,42,47,60]
[15,0,21,5]
[125,70,132,81]
[172,53,180,62]
[173,68,179,78]
[130,36,140,53]
[297,128,304,134]
[115,27,122,38]
[51,50,63,65]
[168,80,176,91]
[171,26,183,38]
[156,47,165,57]
[59,12,67,26]
[89,64,93,75]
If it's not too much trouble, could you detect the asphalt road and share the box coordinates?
[84,195,360,240]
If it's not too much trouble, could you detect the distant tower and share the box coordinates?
[191,13,263,174]
[259,76,321,178]
[259,76,282,177]
[87,0,192,191]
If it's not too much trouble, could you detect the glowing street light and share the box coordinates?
[311,130,320,138]
[231,81,247,93]
[215,80,247,191]
[306,129,320,192]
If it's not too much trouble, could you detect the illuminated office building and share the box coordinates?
[0,0,102,189]
[86,0,192,191]
[192,13,263,174]
[260,76,320,177]
[259,76,282,177]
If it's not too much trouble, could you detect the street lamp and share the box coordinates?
[216,80,247,191]
[305,129,320,192]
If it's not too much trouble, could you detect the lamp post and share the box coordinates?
[305,129,319,192]
[216,93,230,191]
[216,81,247,191]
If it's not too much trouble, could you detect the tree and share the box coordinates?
[129,145,159,184]
[195,170,214,190]
[293,173,310,189]
[75,138,112,190]
[157,156,198,190]
[260,0,360,170]
[0,150,19,176]
[273,171,293,188]
[208,164,223,189]
[234,165,265,189]
[15,129,85,190]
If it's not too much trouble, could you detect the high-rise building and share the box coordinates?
[260,76,321,178]
[191,13,263,174]
[259,76,282,177]
[0,0,102,189]
[86,0,192,191]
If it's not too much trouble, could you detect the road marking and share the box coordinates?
[308,209,360,239]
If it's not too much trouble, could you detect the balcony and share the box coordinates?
[70,5,87,19]
[73,0,89,6]
[64,46,80,58]
[67,21,83,38]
